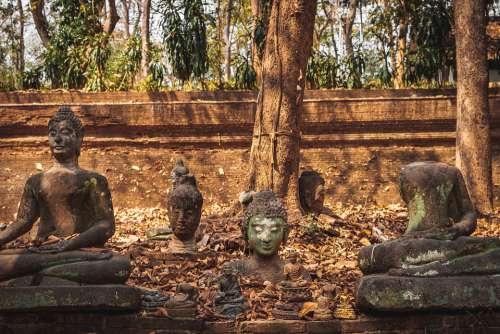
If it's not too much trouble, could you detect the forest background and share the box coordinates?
[2,0,500,92]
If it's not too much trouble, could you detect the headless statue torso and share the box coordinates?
[400,162,463,233]
[358,161,500,277]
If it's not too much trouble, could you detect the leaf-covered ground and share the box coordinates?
[109,204,500,320]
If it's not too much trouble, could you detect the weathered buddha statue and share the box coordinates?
[0,107,139,310]
[356,161,500,311]
[213,265,247,318]
[167,174,203,254]
[228,191,309,284]
[299,171,326,216]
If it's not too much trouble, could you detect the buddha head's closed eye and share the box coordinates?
[241,191,288,257]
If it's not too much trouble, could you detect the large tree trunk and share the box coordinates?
[30,0,50,48]
[454,0,493,216]
[247,0,317,215]
[394,16,407,88]
[251,0,270,86]
[224,0,234,83]
[342,0,358,59]
[140,0,151,80]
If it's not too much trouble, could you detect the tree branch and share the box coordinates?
[103,0,120,34]
[29,0,50,48]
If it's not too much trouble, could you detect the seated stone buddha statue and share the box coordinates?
[228,191,309,283]
[356,161,500,311]
[0,107,132,288]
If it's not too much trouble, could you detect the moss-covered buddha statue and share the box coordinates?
[228,191,309,284]
[356,161,500,312]
[0,107,138,311]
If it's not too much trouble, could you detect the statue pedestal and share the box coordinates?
[0,285,141,312]
[357,274,500,312]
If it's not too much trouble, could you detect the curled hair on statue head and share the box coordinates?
[168,178,203,210]
[240,190,289,246]
[48,106,84,156]
[48,106,84,139]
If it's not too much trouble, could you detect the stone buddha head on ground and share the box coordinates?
[299,170,325,215]
[167,175,203,242]
[242,191,289,257]
[48,106,84,163]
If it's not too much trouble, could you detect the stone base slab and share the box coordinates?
[0,285,141,312]
[357,274,500,312]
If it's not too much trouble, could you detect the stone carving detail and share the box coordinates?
[0,107,138,310]
[356,161,500,311]
[227,191,310,284]
[166,167,203,254]
[213,265,247,318]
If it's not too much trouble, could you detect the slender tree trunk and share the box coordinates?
[224,0,234,82]
[342,0,358,59]
[17,0,25,87]
[454,0,493,216]
[247,0,317,215]
[30,0,50,48]
[140,0,151,80]
[121,0,131,38]
[103,0,120,34]
[394,16,407,88]
[133,0,142,36]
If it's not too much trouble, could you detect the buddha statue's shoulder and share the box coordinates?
[23,173,43,194]
[76,170,110,189]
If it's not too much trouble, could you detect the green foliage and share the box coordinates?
[85,34,112,92]
[233,55,256,89]
[138,47,167,92]
[43,0,104,89]
[405,0,454,84]
[159,0,209,82]
[22,66,43,90]
[307,51,365,89]
[107,36,142,91]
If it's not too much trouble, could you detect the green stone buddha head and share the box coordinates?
[242,191,288,257]
[48,107,84,161]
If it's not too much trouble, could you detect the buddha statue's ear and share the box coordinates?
[75,137,83,156]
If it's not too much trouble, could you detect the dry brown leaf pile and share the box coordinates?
[107,204,500,321]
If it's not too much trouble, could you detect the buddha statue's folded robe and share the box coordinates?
[0,248,131,286]
[358,236,500,275]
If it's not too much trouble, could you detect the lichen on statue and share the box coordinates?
[356,161,500,311]
[358,161,500,276]
[0,107,131,286]
[167,174,203,254]
[228,191,309,284]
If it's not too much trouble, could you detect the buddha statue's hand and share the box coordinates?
[33,240,71,253]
